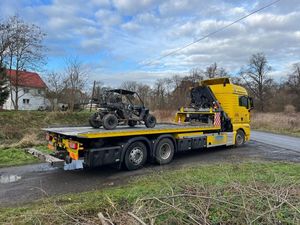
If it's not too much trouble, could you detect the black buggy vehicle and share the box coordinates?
[89,89,156,130]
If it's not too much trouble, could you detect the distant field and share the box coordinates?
[251,112,300,137]
[1,162,299,224]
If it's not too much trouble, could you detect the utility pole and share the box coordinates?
[90,80,96,112]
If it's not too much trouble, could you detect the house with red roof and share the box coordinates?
[3,69,48,110]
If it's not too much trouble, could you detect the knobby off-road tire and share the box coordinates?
[235,130,245,147]
[155,138,174,165]
[124,141,147,170]
[103,114,118,130]
[89,112,102,128]
[144,114,156,128]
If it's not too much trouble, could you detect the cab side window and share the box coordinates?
[239,96,248,108]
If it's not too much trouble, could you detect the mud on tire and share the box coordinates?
[89,112,102,128]
[103,114,118,130]
[144,114,156,128]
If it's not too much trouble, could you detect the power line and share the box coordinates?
[140,0,281,68]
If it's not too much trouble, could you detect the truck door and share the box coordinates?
[238,96,250,123]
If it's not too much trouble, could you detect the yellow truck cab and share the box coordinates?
[202,77,253,145]
[44,77,253,170]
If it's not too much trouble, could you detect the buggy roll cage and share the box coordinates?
[107,89,145,107]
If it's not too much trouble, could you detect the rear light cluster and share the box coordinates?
[68,141,78,150]
[46,133,53,141]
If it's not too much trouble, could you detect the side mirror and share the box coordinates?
[248,97,254,111]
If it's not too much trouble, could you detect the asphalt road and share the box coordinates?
[0,131,299,207]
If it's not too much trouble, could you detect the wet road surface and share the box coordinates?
[0,131,299,206]
[251,131,300,152]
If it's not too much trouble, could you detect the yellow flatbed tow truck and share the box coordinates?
[44,78,253,170]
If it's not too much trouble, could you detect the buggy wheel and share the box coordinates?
[144,114,156,128]
[89,112,102,128]
[103,114,118,130]
[128,120,137,127]
[124,141,147,170]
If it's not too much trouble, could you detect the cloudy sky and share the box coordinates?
[1,0,299,86]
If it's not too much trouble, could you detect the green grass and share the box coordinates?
[1,162,299,224]
[35,145,53,154]
[0,148,39,167]
[0,111,90,167]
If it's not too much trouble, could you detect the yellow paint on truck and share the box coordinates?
[203,77,251,142]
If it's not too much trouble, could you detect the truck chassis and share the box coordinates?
[44,122,245,170]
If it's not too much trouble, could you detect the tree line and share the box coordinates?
[88,53,299,113]
[0,16,299,112]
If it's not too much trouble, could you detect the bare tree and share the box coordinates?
[120,81,151,107]
[4,16,46,110]
[204,63,228,78]
[0,63,9,107]
[45,72,65,111]
[240,53,273,111]
[286,62,300,111]
[120,81,139,92]
[63,58,87,111]
[0,20,12,65]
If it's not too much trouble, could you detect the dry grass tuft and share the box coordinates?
[152,110,176,123]
[0,111,90,147]
[251,112,300,136]
[284,105,296,114]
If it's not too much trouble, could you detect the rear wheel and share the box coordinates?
[124,142,147,170]
[103,114,118,130]
[89,112,102,128]
[155,138,175,165]
[144,114,156,128]
[235,130,245,146]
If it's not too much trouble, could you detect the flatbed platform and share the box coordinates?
[43,123,220,139]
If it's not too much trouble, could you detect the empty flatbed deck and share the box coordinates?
[43,123,220,138]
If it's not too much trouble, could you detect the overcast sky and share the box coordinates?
[1,0,299,86]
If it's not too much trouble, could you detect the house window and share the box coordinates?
[23,88,29,93]
[37,89,42,94]
[23,99,30,104]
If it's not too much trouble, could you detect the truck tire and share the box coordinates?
[103,114,118,130]
[89,112,102,128]
[144,114,156,128]
[235,130,245,146]
[124,141,147,170]
[128,120,137,127]
[155,138,174,165]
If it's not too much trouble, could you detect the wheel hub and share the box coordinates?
[236,134,243,145]
[160,143,171,160]
[129,147,143,165]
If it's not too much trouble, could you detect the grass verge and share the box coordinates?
[1,162,299,224]
[0,111,90,147]
[251,112,300,137]
[0,148,39,167]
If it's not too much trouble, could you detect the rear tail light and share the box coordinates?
[69,142,78,150]
[46,133,53,141]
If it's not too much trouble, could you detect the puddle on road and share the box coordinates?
[0,175,21,184]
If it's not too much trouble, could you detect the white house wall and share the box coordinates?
[3,87,48,110]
